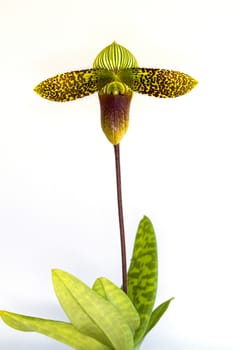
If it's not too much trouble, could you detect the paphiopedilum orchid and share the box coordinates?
[0,43,198,350]
[34,42,198,293]
[34,42,197,145]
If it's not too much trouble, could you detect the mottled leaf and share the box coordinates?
[93,277,140,333]
[0,310,110,350]
[119,68,198,98]
[144,298,174,336]
[127,216,158,345]
[52,269,133,350]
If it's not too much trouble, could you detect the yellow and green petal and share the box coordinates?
[119,67,198,98]
[34,69,100,102]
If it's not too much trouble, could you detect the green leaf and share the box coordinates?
[0,310,110,350]
[127,216,158,345]
[52,269,134,350]
[93,277,140,333]
[144,298,174,336]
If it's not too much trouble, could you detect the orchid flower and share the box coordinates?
[34,41,197,145]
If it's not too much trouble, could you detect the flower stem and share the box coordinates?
[114,144,127,294]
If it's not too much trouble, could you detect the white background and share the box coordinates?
[0,0,233,349]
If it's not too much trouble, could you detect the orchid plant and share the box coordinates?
[0,42,197,350]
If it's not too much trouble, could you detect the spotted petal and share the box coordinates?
[119,68,198,98]
[34,69,113,102]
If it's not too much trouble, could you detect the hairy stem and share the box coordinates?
[114,144,127,294]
